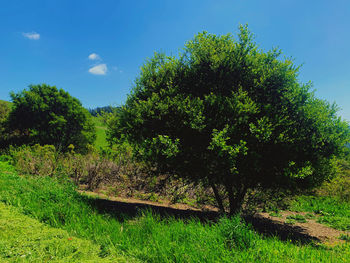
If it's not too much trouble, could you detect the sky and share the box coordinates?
[0,0,350,120]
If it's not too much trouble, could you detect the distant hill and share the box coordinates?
[88,106,119,117]
[0,100,12,108]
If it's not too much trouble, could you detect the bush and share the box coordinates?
[7,144,143,192]
[9,144,58,177]
[316,158,350,202]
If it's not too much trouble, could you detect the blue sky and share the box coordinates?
[1,0,350,120]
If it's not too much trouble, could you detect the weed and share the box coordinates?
[305,213,316,219]
[286,214,307,223]
[339,234,350,242]
[269,211,282,218]
[285,219,296,225]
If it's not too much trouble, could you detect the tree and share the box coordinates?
[8,84,96,152]
[108,25,350,214]
[0,100,11,140]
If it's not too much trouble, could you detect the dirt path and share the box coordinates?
[81,190,349,246]
[257,211,349,245]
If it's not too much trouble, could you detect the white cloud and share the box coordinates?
[88,64,107,75]
[22,32,40,40]
[88,53,100,60]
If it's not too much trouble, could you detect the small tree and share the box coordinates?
[0,100,11,141]
[0,101,11,120]
[8,84,96,152]
[108,26,350,214]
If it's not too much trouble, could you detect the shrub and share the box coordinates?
[10,144,58,177]
[316,158,350,202]
[7,144,142,192]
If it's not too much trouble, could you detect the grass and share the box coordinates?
[339,234,350,242]
[0,100,12,108]
[286,214,307,223]
[290,195,350,231]
[92,116,108,149]
[269,211,282,218]
[0,160,350,262]
[0,202,125,262]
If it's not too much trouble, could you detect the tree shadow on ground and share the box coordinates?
[86,196,218,222]
[86,195,320,245]
[242,214,320,244]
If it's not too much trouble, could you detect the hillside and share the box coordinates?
[0,100,12,107]
[92,116,108,149]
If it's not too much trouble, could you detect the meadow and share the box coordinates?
[92,116,109,149]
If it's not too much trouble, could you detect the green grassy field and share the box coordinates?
[92,116,108,149]
[0,100,12,107]
[0,99,13,116]
[0,160,349,262]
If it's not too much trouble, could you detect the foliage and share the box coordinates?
[7,84,96,152]
[108,25,350,214]
[0,100,11,144]
[0,100,11,122]
[10,144,58,177]
[89,106,119,117]
[0,160,349,262]
[316,157,350,202]
[6,144,205,203]
[7,144,131,190]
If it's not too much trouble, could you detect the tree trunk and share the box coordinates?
[226,184,236,215]
[226,182,247,215]
[210,182,225,213]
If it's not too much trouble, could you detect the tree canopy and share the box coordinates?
[108,25,350,214]
[0,100,11,141]
[7,84,96,152]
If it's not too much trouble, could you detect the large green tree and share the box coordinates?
[108,26,350,214]
[8,84,96,152]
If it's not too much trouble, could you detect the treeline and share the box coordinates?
[88,106,119,117]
